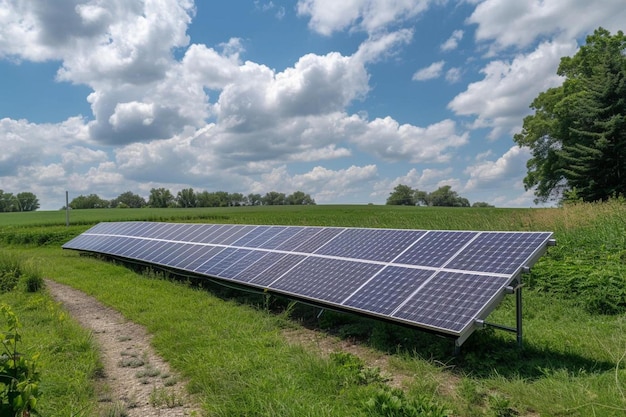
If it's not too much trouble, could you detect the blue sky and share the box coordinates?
[1,1,625,210]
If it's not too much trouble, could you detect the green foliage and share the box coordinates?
[0,304,41,416]
[0,252,43,295]
[364,387,451,417]
[515,27,626,203]
[386,184,416,205]
[386,184,471,207]
[0,191,39,213]
[70,194,110,209]
[330,352,389,386]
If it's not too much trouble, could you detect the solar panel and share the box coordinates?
[62,221,553,348]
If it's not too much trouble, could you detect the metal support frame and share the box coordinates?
[455,280,524,355]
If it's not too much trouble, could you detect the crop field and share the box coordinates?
[0,202,625,416]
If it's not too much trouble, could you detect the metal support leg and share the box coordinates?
[516,285,523,349]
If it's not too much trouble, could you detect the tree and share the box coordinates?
[229,193,246,206]
[514,28,626,203]
[148,188,174,208]
[16,192,39,211]
[472,201,494,208]
[111,191,146,208]
[262,191,287,205]
[246,193,262,206]
[386,184,416,205]
[70,194,109,209]
[0,190,18,212]
[286,191,316,205]
[428,185,470,207]
[176,188,197,208]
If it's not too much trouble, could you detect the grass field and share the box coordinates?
[1,202,625,416]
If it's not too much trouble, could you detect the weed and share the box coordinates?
[149,387,183,408]
[0,304,41,416]
[100,401,128,417]
[488,393,517,417]
[364,387,451,417]
[135,365,161,378]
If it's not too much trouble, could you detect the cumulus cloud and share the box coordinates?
[351,117,468,163]
[448,40,576,139]
[251,164,379,202]
[412,60,445,81]
[468,0,626,54]
[464,146,531,190]
[296,0,433,36]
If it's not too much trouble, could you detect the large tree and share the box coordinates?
[386,184,416,205]
[111,191,146,208]
[514,28,626,203]
[16,192,39,211]
[70,194,109,209]
[148,188,174,208]
[428,185,470,207]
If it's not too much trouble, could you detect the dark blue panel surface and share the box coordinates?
[292,228,344,253]
[394,231,477,267]
[392,272,507,333]
[241,227,286,248]
[446,232,552,274]
[249,254,306,287]
[257,226,305,249]
[233,252,286,283]
[219,250,267,279]
[270,257,382,304]
[176,245,222,271]
[343,266,433,315]
[274,227,322,251]
[231,226,273,247]
[315,229,425,262]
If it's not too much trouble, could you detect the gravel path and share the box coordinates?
[45,279,202,417]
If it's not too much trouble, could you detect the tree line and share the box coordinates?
[0,190,39,212]
[386,184,493,207]
[68,188,316,209]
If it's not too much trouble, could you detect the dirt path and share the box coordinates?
[45,279,202,417]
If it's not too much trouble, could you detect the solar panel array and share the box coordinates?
[62,222,553,344]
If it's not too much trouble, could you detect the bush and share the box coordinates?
[0,252,44,294]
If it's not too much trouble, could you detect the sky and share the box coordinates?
[1,1,625,210]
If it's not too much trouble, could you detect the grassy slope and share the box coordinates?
[1,203,626,416]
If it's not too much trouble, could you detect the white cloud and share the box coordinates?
[351,117,468,163]
[412,60,445,81]
[445,67,462,83]
[464,146,530,190]
[448,40,576,139]
[468,0,626,54]
[441,29,464,51]
[252,164,379,202]
[296,0,434,36]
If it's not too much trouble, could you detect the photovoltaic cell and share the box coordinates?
[233,252,286,283]
[315,229,425,262]
[249,254,306,287]
[62,221,553,344]
[292,227,344,253]
[394,231,476,267]
[445,232,552,274]
[343,266,434,315]
[392,271,507,333]
[270,257,383,304]
[274,227,322,251]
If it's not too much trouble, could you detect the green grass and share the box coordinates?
[0,291,101,416]
[1,202,625,416]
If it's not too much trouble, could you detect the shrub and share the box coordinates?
[0,252,44,294]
